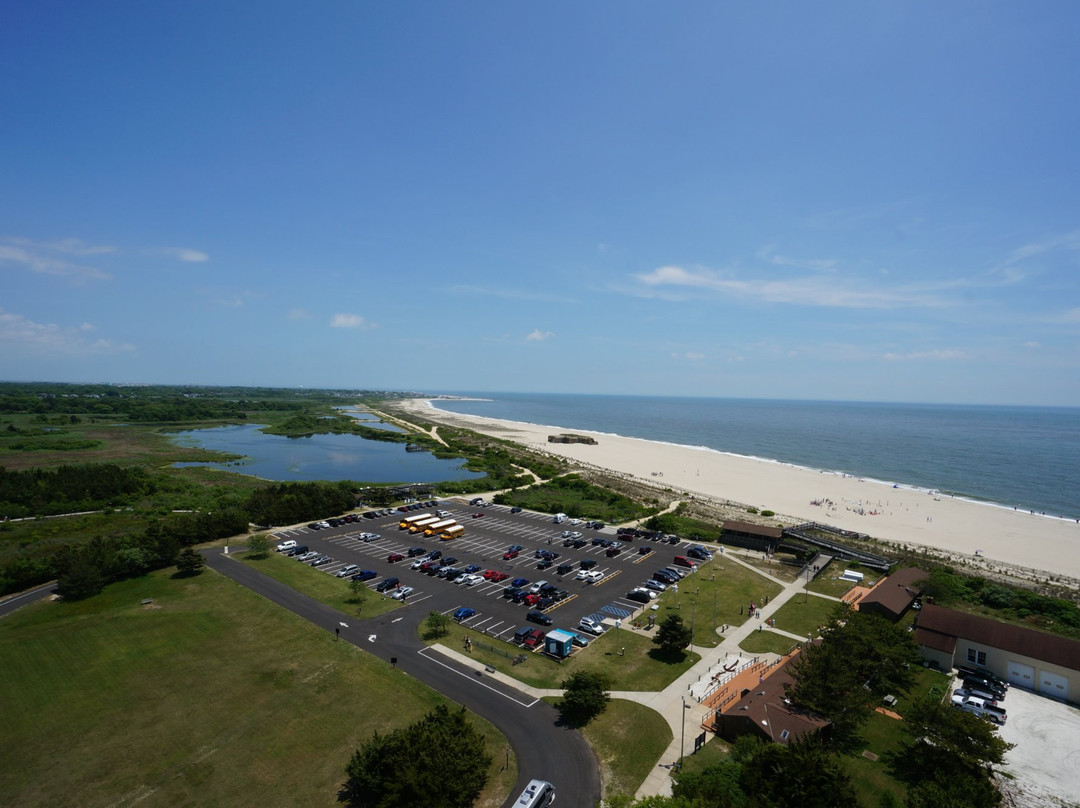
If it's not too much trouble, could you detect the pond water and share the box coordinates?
[170,423,483,483]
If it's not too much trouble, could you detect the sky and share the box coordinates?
[2,2,1079,406]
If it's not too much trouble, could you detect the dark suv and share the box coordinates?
[527,610,553,626]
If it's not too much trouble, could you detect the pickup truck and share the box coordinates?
[951,694,1007,725]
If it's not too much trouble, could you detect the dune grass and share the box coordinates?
[0,568,515,808]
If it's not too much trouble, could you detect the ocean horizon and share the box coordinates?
[425,392,1080,522]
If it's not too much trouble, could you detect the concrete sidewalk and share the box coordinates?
[434,547,838,801]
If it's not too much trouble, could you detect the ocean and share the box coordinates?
[428,393,1080,521]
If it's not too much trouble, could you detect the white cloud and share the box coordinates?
[157,247,209,262]
[671,351,705,361]
[0,238,112,280]
[635,265,945,309]
[287,308,310,320]
[756,246,836,271]
[0,307,134,355]
[526,329,553,341]
[1022,341,1042,349]
[881,349,967,361]
[330,313,370,329]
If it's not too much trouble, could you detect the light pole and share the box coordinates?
[680,695,687,769]
[689,601,696,655]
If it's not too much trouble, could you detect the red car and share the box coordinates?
[490,571,510,582]
[472,513,485,518]
[387,553,404,563]
[524,593,541,606]
[606,546,622,557]
[482,569,499,580]
[522,629,546,649]
[503,549,520,560]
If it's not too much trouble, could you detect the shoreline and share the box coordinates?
[397,397,1080,583]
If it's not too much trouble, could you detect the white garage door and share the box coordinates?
[1008,661,1035,689]
[1038,670,1069,701]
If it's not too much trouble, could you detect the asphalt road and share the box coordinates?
[203,549,602,808]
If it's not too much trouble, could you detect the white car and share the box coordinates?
[458,573,484,586]
[579,616,605,635]
[575,569,592,580]
[390,586,415,600]
[629,586,658,600]
[359,533,381,542]
[411,558,428,570]
[581,570,603,583]
[276,539,297,552]
[317,521,330,529]
[569,518,582,525]
[336,564,359,578]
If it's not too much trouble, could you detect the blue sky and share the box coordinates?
[2,2,1078,405]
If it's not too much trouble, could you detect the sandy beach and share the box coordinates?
[396,398,1080,583]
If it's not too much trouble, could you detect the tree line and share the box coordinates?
[1,478,359,597]
[0,464,154,519]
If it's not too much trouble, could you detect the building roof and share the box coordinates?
[858,566,927,618]
[546,629,575,642]
[722,521,783,539]
[917,604,1080,671]
[721,652,830,744]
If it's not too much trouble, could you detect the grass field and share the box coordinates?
[238,550,402,619]
[649,558,784,648]
[736,628,803,656]
[767,592,840,638]
[428,620,701,691]
[0,567,515,808]
[547,698,672,799]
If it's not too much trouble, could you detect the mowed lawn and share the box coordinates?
[0,568,515,808]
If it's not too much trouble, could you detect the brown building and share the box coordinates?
[721,521,783,554]
[916,604,1080,702]
[715,652,831,745]
[856,566,927,621]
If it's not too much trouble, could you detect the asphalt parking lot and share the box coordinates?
[270,500,699,643]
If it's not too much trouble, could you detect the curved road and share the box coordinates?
[202,550,601,808]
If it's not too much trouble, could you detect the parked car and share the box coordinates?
[376,577,400,592]
[407,546,426,557]
[453,607,476,621]
[426,549,443,560]
[510,506,523,513]
[579,558,598,569]
[350,569,378,582]
[606,546,622,557]
[489,571,509,582]
[626,587,657,603]
[507,544,525,552]
[578,570,603,583]
[524,593,541,606]
[522,629,546,648]
[644,578,667,592]
[276,539,297,552]
[503,549,520,560]
[513,626,534,644]
[285,544,309,557]
[504,586,525,600]
[442,556,458,566]
[336,564,359,578]
[296,551,319,562]
[391,586,414,600]
[359,532,381,542]
[527,610,553,626]
[653,570,678,584]
[638,545,653,555]
[511,577,530,588]
[310,555,333,567]
[579,616,605,635]
[556,564,574,575]
[387,553,405,563]
[458,573,484,586]
[462,564,482,574]
[537,559,553,570]
[472,513,485,518]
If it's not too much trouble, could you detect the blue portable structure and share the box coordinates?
[545,629,575,658]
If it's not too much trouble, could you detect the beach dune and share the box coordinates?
[397,398,1080,583]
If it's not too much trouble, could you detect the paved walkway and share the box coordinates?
[428,545,843,800]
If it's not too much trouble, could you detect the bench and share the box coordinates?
[484,664,497,674]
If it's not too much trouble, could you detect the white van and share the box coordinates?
[276,539,297,552]
[553,513,568,523]
[514,779,555,807]
[436,510,451,518]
